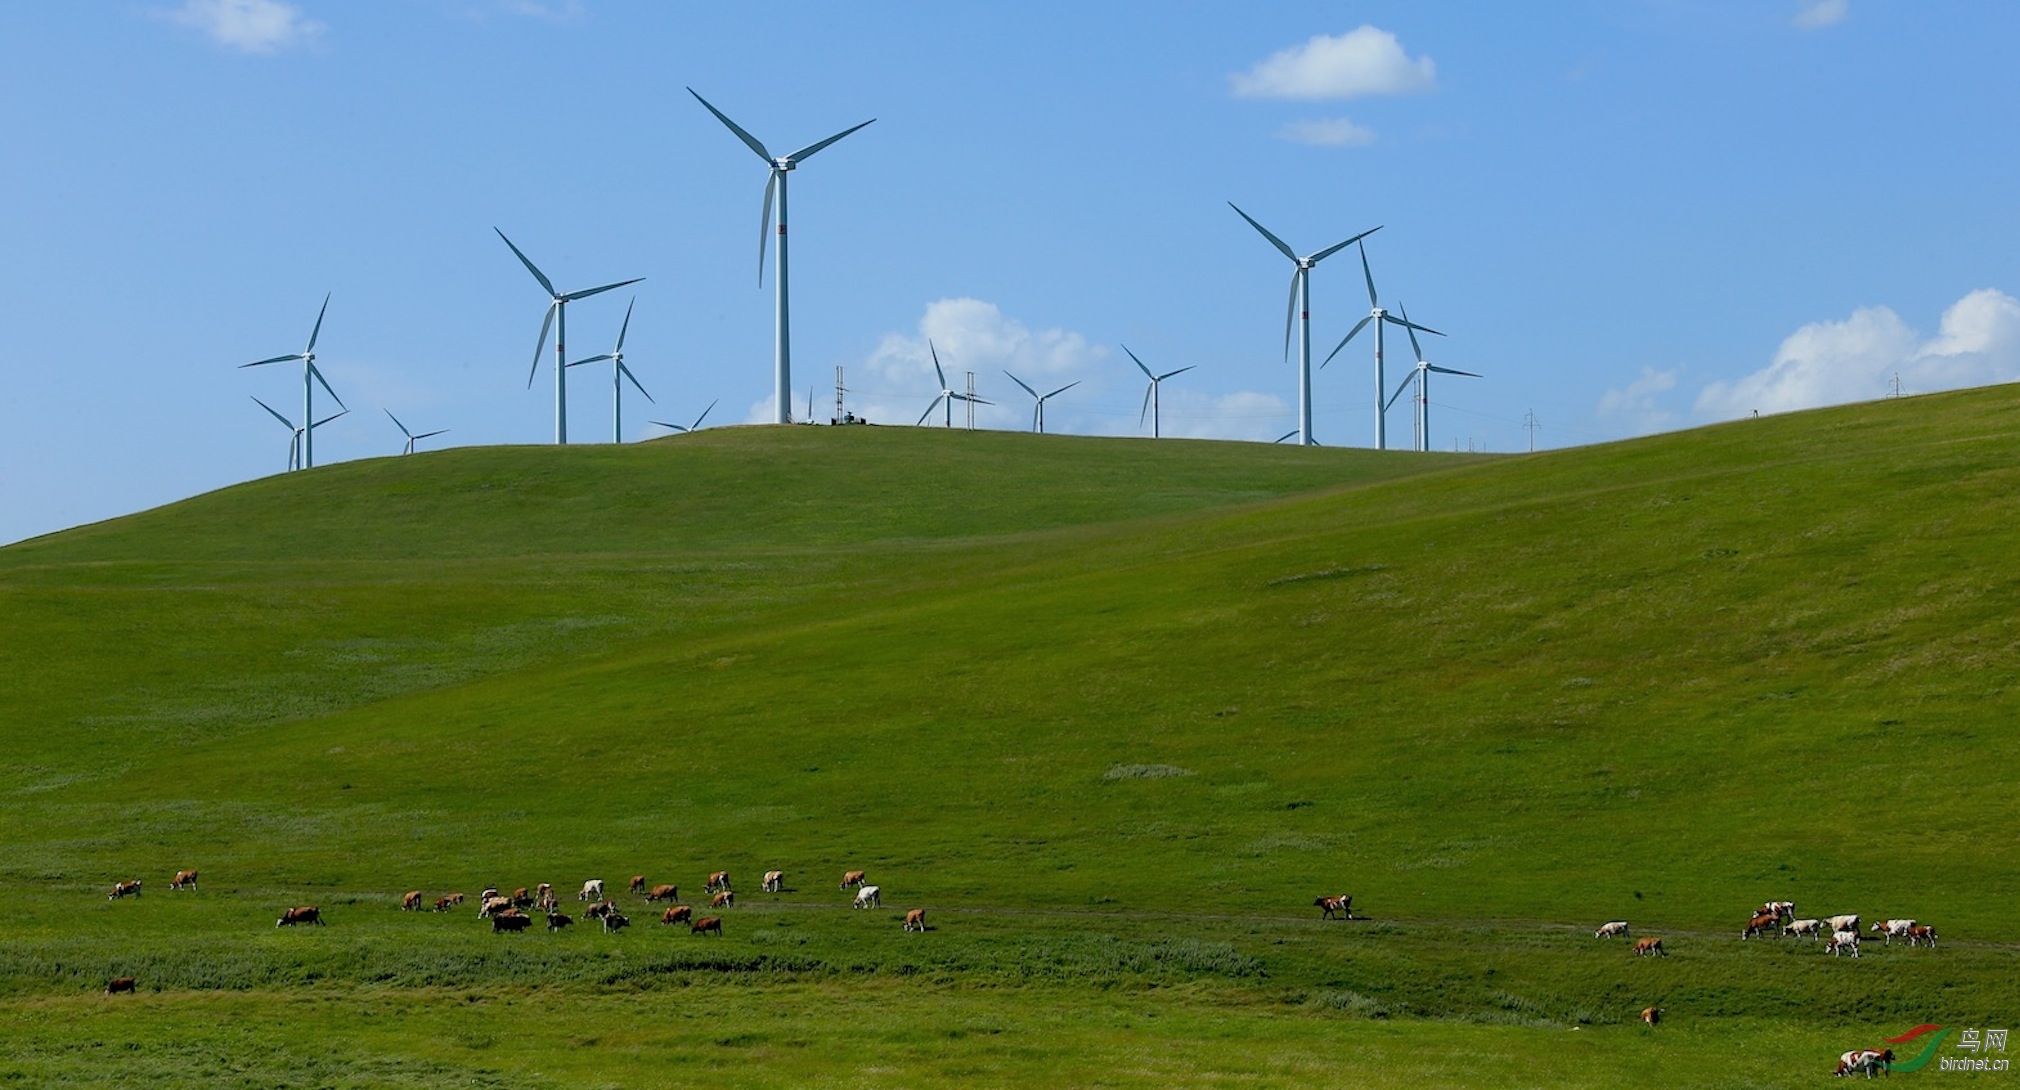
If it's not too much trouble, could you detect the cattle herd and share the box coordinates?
[1590,900,1941,962]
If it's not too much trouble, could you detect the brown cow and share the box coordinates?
[477,896,514,919]
[277,906,324,927]
[1907,924,1939,947]
[441,893,466,908]
[706,871,732,894]
[1633,937,1665,957]
[711,891,735,909]
[401,890,424,911]
[1313,894,1351,921]
[493,911,532,933]
[630,875,647,894]
[105,977,137,995]
[432,896,458,912]
[510,887,534,908]
[1641,1007,1663,1026]
[584,899,617,920]
[660,905,694,926]
[170,870,199,892]
[1742,912,1781,940]
[691,915,723,936]
[762,870,784,893]
[546,911,573,931]
[108,880,142,900]
[840,870,867,889]
[904,908,927,932]
[646,884,679,903]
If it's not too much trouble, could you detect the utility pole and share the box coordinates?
[1888,373,1903,399]
[1523,409,1539,453]
[835,365,846,423]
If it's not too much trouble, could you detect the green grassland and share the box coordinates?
[4,393,2019,1086]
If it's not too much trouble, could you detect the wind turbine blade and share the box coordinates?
[1283,269,1300,362]
[758,170,776,286]
[929,340,948,390]
[414,429,449,440]
[1043,381,1080,399]
[917,394,946,426]
[305,292,331,352]
[1275,429,1296,444]
[384,408,412,438]
[1159,366,1195,381]
[1360,241,1378,309]
[1398,301,1426,363]
[1140,383,1154,426]
[1307,226,1383,265]
[1322,315,1374,369]
[784,118,875,163]
[529,303,555,388]
[561,277,644,304]
[251,396,294,430]
[1385,373,1415,412]
[1121,344,1155,381]
[241,353,304,368]
[687,88,774,162]
[495,228,556,297]
[614,298,634,353]
[567,353,612,369]
[309,363,345,409]
[312,409,347,428]
[1386,314,1445,338]
[619,361,654,402]
[650,420,685,432]
[1228,202,1297,261]
[1003,370,1039,399]
[692,400,716,430]
[1428,365,1481,378]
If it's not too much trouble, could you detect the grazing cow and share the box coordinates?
[630,875,647,894]
[510,887,534,908]
[536,888,558,913]
[1594,921,1630,939]
[763,871,784,893]
[481,887,500,902]
[904,908,927,932]
[583,899,617,921]
[1826,914,1860,934]
[1641,1007,1662,1026]
[706,872,732,894]
[854,885,881,909]
[1787,918,1823,940]
[402,890,424,911]
[603,912,630,934]
[691,916,723,936]
[840,870,867,889]
[1826,931,1861,957]
[478,896,515,919]
[646,884,679,903]
[433,896,458,913]
[1760,900,1795,921]
[660,905,693,926]
[105,977,137,995]
[1743,912,1782,940]
[171,870,200,892]
[1633,937,1665,957]
[108,880,142,900]
[1314,894,1352,921]
[711,891,735,909]
[493,910,532,933]
[546,911,573,931]
[1871,919,1916,945]
[579,880,604,903]
[1834,1048,1894,1077]
[441,893,465,908]
[276,906,324,927]
[1907,924,1938,947]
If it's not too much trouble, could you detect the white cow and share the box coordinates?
[1825,914,1860,934]
[1871,919,1916,944]
[853,885,881,909]
[762,871,784,893]
[1836,1048,1894,1078]
[1826,930,1861,957]
[1786,918,1823,940]
[1594,921,1630,939]
[579,879,604,902]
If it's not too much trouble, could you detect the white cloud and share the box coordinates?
[1278,117,1377,148]
[1695,290,2020,419]
[832,298,1107,430]
[1793,0,1848,29]
[164,0,325,53]
[1597,366,1682,435]
[1232,27,1436,101]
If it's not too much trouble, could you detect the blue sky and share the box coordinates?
[3,0,2017,544]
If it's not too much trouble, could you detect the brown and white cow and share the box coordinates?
[492,910,532,934]
[691,915,723,936]
[645,884,679,903]
[1871,919,1916,944]
[536,886,558,913]
[579,880,605,902]
[1743,912,1781,940]
[1759,900,1795,921]
[1825,914,1860,934]
[105,977,137,995]
[763,871,784,893]
[705,871,732,894]
[1786,918,1823,940]
[433,896,459,912]
[1594,921,1630,939]
[1314,895,1352,921]
[108,880,142,900]
[711,891,735,909]
[630,875,647,895]
[1907,924,1938,947]
[1826,931,1861,957]
[1641,1007,1663,1026]
[477,896,515,919]
[1633,937,1665,957]
[840,870,867,890]
[402,890,424,911]
[1834,1048,1894,1077]
[510,887,534,908]
[584,899,617,921]
[854,885,881,909]
[660,905,694,926]
[277,906,324,927]
[171,870,199,892]
[903,908,927,932]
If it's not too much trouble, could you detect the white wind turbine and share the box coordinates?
[1383,301,1477,453]
[1322,240,1443,450]
[1003,371,1078,434]
[241,293,344,469]
[1229,204,1380,447]
[652,399,717,435]
[251,396,346,473]
[566,298,653,443]
[1123,345,1193,440]
[916,341,989,427]
[689,88,874,425]
[384,410,448,456]
[495,228,643,445]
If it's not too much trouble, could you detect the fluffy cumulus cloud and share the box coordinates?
[1793,0,1849,29]
[834,298,1105,431]
[1277,118,1377,148]
[1696,289,2020,419]
[165,0,325,53]
[1598,366,1683,435]
[1231,27,1436,101]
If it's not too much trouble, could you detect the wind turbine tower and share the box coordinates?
[1123,345,1193,440]
[251,396,345,472]
[241,294,344,469]
[916,341,988,426]
[567,297,652,442]
[1323,241,1442,450]
[1004,371,1079,434]
[1382,302,1477,453]
[495,228,643,445]
[385,410,449,456]
[1229,205,1379,447]
[689,88,874,425]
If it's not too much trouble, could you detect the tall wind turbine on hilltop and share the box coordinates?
[1384,301,1477,453]
[689,88,875,425]
[917,341,989,427]
[495,228,642,445]
[241,294,344,469]
[1322,240,1442,450]
[251,396,346,473]
[1229,204,1380,447]
[1003,371,1078,434]
[566,298,653,443]
[1123,345,1193,440]
[384,410,448,456]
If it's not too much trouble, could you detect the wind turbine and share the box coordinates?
[916,341,990,427]
[495,228,643,445]
[1383,302,1477,453]
[689,88,875,425]
[1229,204,1380,448]
[1123,345,1193,440]
[241,293,344,469]
[652,399,717,435]
[384,410,448,456]
[251,396,346,472]
[565,297,652,443]
[1003,371,1078,434]
[1322,240,1443,450]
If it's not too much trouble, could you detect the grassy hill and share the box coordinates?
[3,395,2017,1087]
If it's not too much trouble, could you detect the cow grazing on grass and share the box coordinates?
[603,912,630,934]
[646,884,678,903]
[1743,912,1782,940]
[1641,1007,1662,1026]
[630,875,647,894]
[904,908,927,932]
[1835,1048,1894,1078]
[510,887,534,908]
[1907,924,1938,947]
[536,886,558,913]
[433,896,459,913]
[691,916,723,936]
[1314,895,1352,921]
[1633,937,1665,957]
[1826,931,1861,957]
[546,912,573,932]
[1594,921,1630,939]
[706,872,732,894]
[660,905,693,926]
[106,977,137,995]
[108,880,142,900]
[171,870,199,892]
[1787,919,1823,940]
[711,891,735,909]
[584,899,617,921]
[579,880,604,903]
[492,910,532,934]
[277,906,324,927]
[840,870,867,890]
[481,887,500,902]
[763,871,784,893]
[1871,919,1916,945]
[854,885,881,909]
[478,896,514,919]
[1760,900,1795,921]
[1826,914,1860,934]
[402,890,424,911]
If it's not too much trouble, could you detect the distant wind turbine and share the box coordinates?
[251,396,346,473]
[689,88,875,425]
[566,297,652,443]
[652,399,717,434]
[1322,240,1442,450]
[495,228,643,445]
[241,293,344,469]
[1003,371,1078,434]
[384,410,448,456]
[1123,345,1193,440]
[1229,204,1380,448]
[1383,302,1477,453]
[916,341,990,427]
